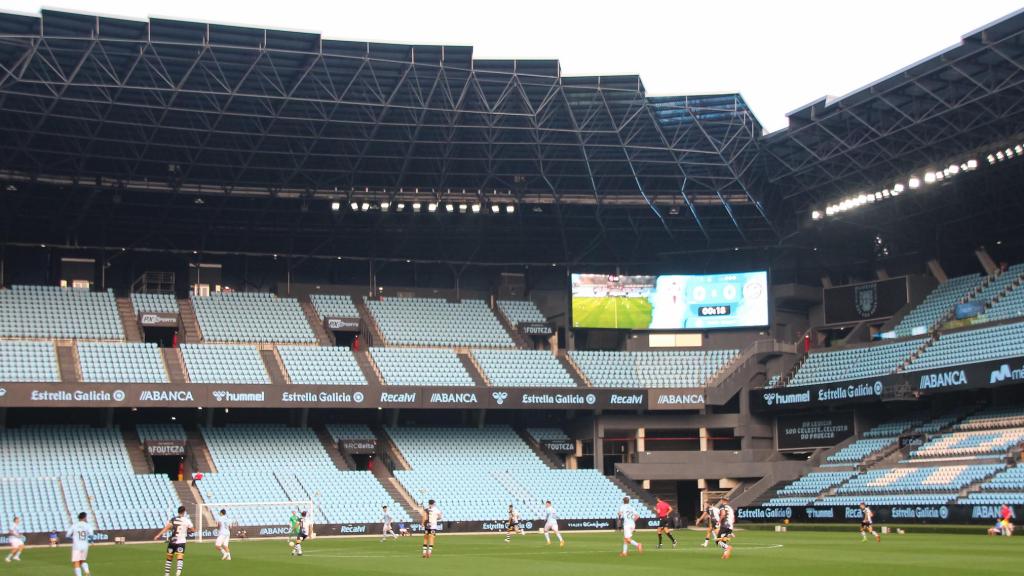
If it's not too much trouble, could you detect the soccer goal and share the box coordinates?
[194,500,315,542]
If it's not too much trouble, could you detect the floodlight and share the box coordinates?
[893,183,905,193]
[966,159,978,170]
[446,203,455,213]
[506,205,515,214]
[458,203,467,213]
[491,204,500,214]
[330,201,341,211]
[361,202,369,211]
[811,210,822,220]
[427,202,438,212]
[350,201,359,211]
[908,177,920,189]
[412,202,421,212]
[924,172,936,184]
[380,201,390,210]
[948,164,960,175]
[396,203,405,211]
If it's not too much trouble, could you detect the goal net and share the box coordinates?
[194,500,315,542]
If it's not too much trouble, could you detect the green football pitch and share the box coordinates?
[6,530,1020,576]
[573,297,653,329]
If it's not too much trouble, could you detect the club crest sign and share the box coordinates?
[855,283,878,318]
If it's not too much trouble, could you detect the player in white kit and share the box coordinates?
[715,498,735,560]
[6,516,25,562]
[66,512,93,576]
[155,506,193,576]
[380,506,398,541]
[541,501,565,547]
[421,500,442,558]
[617,497,644,557]
[214,509,232,560]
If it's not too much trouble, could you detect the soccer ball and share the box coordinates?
[783,519,790,525]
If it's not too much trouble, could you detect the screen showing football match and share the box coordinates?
[570,271,769,330]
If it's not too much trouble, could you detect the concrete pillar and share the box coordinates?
[699,427,709,452]
[875,268,889,280]
[0,408,6,427]
[976,248,998,275]
[204,408,214,428]
[298,408,309,428]
[820,275,833,289]
[636,427,646,453]
[926,259,949,283]
[594,416,605,474]
[103,407,114,428]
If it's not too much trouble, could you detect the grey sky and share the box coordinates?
[5,0,1023,131]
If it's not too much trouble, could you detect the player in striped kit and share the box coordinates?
[617,497,644,557]
[505,505,525,542]
[154,506,193,576]
[715,499,735,560]
[292,511,312,557]
[66,512,93,576]
[421,500,442,558]
[541,501,565,548]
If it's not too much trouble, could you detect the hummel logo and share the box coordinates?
[212,391,227,402]
[491,391,509,405]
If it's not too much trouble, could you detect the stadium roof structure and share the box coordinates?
[2,9,1024,268]
[0,9,776,266]
[763,8,1024,232]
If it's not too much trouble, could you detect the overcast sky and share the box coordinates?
[6,0,1023,132]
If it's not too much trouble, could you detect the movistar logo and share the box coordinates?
[990,363,1024,385]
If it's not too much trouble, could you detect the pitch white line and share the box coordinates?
[304,543,784,559]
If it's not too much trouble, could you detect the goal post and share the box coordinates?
[195,500,315,542]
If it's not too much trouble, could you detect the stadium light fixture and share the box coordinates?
[893,183,905,194]
[350,201,359,211]
[811,210,822,220]
[412,202,421,212]
[330,201,341,211]
[427,202,437,212]
[988,154,997,164]
[380,201,390,211]
[506,205,515,214]
[361,202,369,212]
[458,203,468,213]
[924,172,936,184]
[471,203,481,213]
[966,159,978,170]
[445,203,454,213]
[948,164,960,175]
[491,204,500,214]
[396,202,405,211]
[908,177,920,189]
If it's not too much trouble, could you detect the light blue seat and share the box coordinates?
[496,300,546,324]
[370,347,474,386]
[365,297,515,347]
[130,293,179,315]
[568,349,738,388]
[0,285,124,340]
[473,349,576,387]
[278,346,367,385]
[191,292,316,344]
[77,342,168,383]
[181,344,270,384]
[0,340,59,382]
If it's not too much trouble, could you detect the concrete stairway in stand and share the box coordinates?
[116,297,143,342]
[56,343,81,383]
[314,427,355,471]
[515,428,565,469]
[122,426,154,474]
[260,348,290,385]
[301,301,334,345]
[177,299,202,343]
[162,348,189,383]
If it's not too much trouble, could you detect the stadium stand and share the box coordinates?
[326,424,375,441]
[388,426,652,522]
[955,405,1024,431]
[863,417,924,438]
[568,350,738,388]
[130,293,180,314]
[309,294,359,319]
[180,344,270,384]
[0,285,124,340]
[472,350,576,387]
[777,471,858,495]
[837,465,1005,494]
[0,426,181,531]
[364,297,514,347]
[190,292,316,344]
[973,263,1024,305]
[826,437,898,464]
[893,273,982,337]
[525,428,572,443]
[0,339,60,382]
[370,347,474,386]
[0,426,134,476]
[136,423,187,443]
[0,478,69,534]
[987,287,1024,322]
[787,338,925,387]
[277,346,368,386]
[909,428,1024,459]
[496,300,546,324]
[197,425,408,525]
[904,322,1024,372]
[77,342,168,384]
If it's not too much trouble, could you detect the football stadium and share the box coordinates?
[0,4,1023,575]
